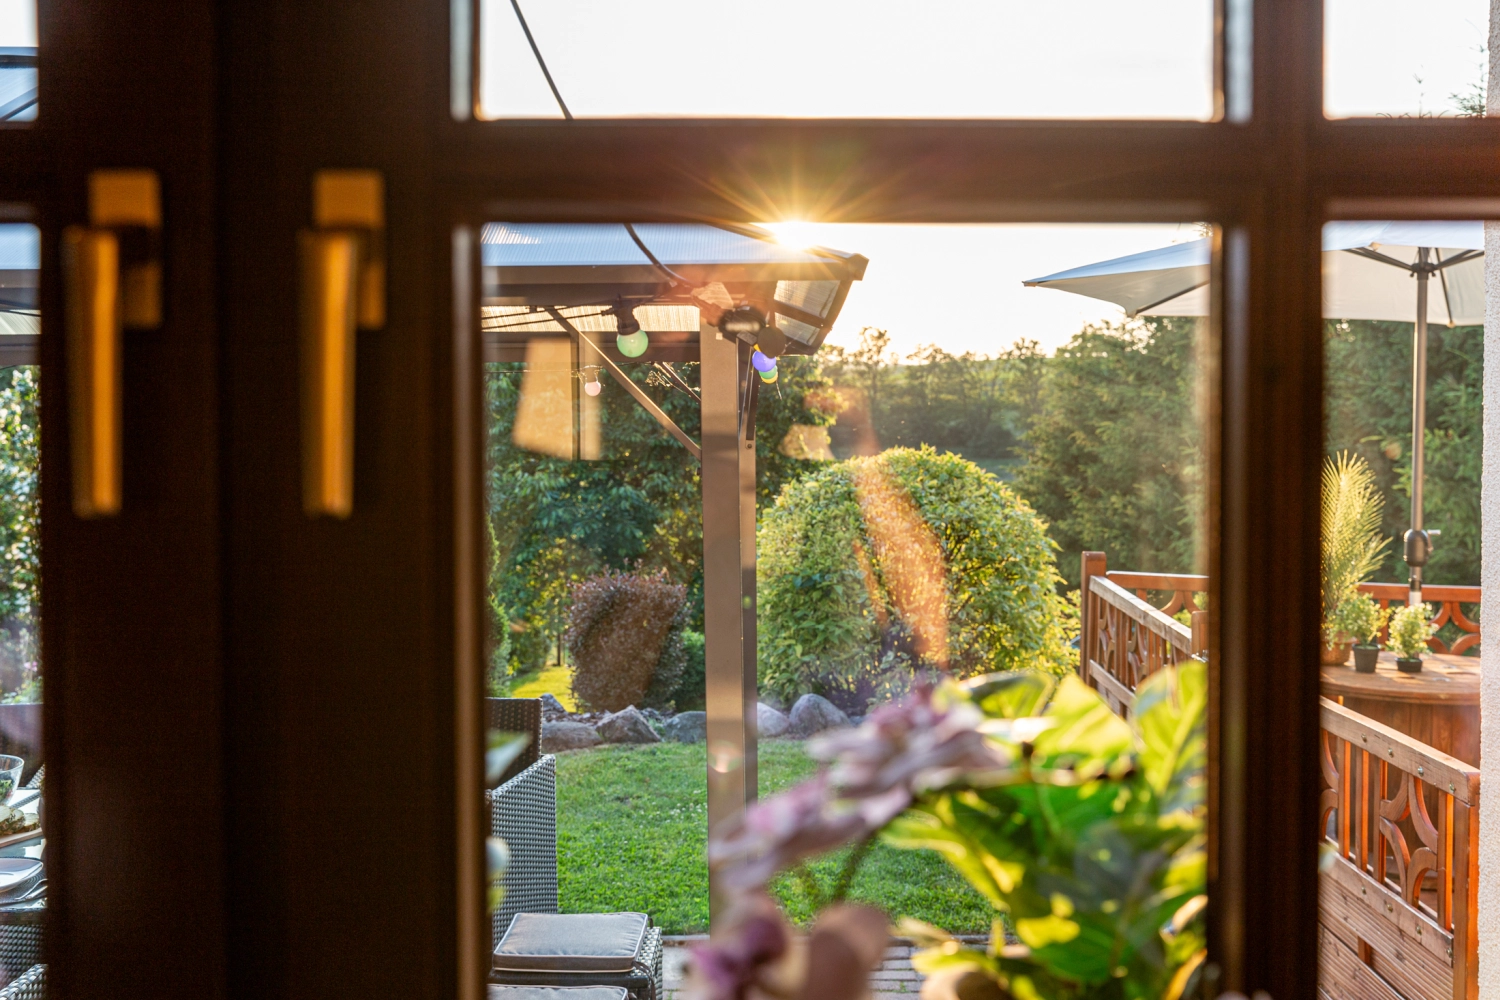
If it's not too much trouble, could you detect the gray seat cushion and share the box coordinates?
[487,988,629,1000]
[494,912,650,974]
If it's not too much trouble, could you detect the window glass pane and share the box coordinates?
[1325,0,1489,118]
[0,2,35,122]
[0,221,42,989]
[482,220,1216,999]
[479,1,1215,120]
[1319,220,1484,994]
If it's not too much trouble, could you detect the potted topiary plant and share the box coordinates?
[1387,602,1435,674]
[1329,594,1388,672]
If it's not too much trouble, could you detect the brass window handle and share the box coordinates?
[61,170,162,519]
[298,170,385,518]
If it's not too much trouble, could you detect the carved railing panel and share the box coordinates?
[1080,574,1194,715]
[1319,697,1479,1000]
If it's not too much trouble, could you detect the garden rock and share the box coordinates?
[598,705,661,744]
[539,693,568,716]
[662,711,707,743]
[541,721,601,752]
[787,694,851,738]
[757,702,790,738]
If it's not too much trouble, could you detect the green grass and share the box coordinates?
[554,740,993,935]
[496,663,577,710]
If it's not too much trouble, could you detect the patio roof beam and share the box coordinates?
[546,307,701,460]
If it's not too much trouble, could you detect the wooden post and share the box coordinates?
[1080,552,1107,678]
[1191,610,1209,658]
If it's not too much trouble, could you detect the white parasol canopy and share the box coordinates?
[1024,221,1487,601]
[1024,221,1484,323]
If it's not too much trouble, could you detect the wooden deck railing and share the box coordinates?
[1078,553,1202,716]
[1080,552,1482,1000]
[1356,582,1481,655]
[1320,697,1479,1000]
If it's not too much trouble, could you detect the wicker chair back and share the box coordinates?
[487,698,541,785]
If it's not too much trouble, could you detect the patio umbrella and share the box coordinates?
[1024,221,1486,603]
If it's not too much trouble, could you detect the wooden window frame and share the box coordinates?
[2,1,1495,998]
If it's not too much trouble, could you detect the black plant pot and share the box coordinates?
[1396,656,1423,674]
[1352,644,1380,673]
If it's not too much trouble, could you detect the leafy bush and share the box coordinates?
[565,569,687,711]
[757,447,1074,710]
[1388,602,1435,659]
[672,630,706,711]
[1322,451,1388,630]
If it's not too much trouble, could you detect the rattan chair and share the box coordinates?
[489,755,559,942]
[0,916,40,987]
[0,964,41,1000]
[486,699,662,1000]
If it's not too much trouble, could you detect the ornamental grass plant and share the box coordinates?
[1321,452,1389,636]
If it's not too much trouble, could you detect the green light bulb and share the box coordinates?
[616,330,650,358]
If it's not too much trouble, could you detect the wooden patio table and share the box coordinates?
[1321,650,1480,767]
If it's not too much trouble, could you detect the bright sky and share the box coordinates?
[1325,0,1489,118]
[763,223,1203,357]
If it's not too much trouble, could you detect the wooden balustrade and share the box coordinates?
[1078,553,1199,716]
[1357,582,1481,656]
[1080,551,1483,1000]
[1319,697,1478,1000]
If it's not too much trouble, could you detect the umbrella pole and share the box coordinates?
[1406,251,1430,608]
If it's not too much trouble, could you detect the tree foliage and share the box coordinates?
[1012,319,1208,589]
[1325,318,1481,585]
[757,447,1075,709]
[486,353,838,673]
[0,368,37,701]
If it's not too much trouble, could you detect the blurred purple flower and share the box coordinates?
[685,892,789,1000]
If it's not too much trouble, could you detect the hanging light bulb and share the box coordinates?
[614,302,650,358]
[751,350,777,373]
[583,372,602,396]
[758,367,778,384]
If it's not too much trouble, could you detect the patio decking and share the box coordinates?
[660,936,966,999]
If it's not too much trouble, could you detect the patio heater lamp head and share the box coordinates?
[718,304,766,341]
[613,302,649,358]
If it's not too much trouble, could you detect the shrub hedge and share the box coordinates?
[757,447,1074,709]
[565,569,688,711]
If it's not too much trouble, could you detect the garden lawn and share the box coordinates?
[555,740,992,935]
[496,663,576,710]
